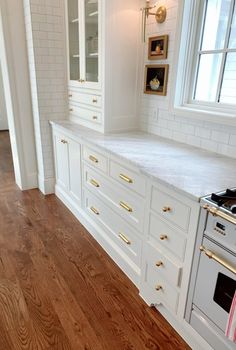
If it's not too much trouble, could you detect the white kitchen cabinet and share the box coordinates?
[66,0,140,132]
[53,131,82,206]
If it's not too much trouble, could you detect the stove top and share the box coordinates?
[206,188,236,214]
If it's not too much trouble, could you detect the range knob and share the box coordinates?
[231,205,236,214]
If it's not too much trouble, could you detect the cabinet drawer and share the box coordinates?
[84,165,145,232]
[145,264,179,313]
[69,91,102,108]
[84,190,142,267]
[110,160,146,197]
[151,187,191,232]
[149,214,187,261]
[69,104,102,124]
[83,146,108,174]
[144,242,182,287]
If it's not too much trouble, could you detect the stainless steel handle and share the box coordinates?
[200,246,236,274]
[203,205,236,225]
[118,232,131,245]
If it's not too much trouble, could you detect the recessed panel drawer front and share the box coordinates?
[69,104,102,124]
[149,214,187,261]
[69,91,102,108]
[84,165,145,232]
[83,146,108,174]
[151,187,191,232]
[145,264,179,313]
[145,242,182,287]
[84,190,142,267]
[110,160,146,197]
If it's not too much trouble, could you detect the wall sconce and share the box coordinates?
[141,1,167,42]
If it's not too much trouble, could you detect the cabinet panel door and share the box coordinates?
[67,0,80,81]
[68,139,81,204]
[54,134,69,192]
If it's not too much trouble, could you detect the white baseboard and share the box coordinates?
[19,171,38,190]
[38,175,55,195]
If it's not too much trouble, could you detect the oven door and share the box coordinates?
[193,236,236,333]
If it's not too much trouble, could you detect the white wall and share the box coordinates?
[139,0,236,159]
[0,0,38,189]
[0,62,8,130]
[24,0,68,194]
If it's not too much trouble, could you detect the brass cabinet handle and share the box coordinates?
[119,174,133,184]
[92,116,98,120]
[92,98,98,103]
[119,201,133,213]
[200,246,236,274]
[162,206,171,212]
[68,94,72,97]
[61,139,67,144]
[160,234,168,241]
[90,179,100,188]
[90,206,99,215]
[203,205,236,225]
[118,232,131,245]
[89,155,98,163]
[155,285,163,291]
[156,261,163,267]
[69,108,73,112]
[78,79,86,83]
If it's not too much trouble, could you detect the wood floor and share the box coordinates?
[0,131,190,350]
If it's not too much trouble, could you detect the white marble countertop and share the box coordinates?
[51,120,236,201]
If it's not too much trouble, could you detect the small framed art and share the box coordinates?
[144,64,169,96]
[148,35,168,60]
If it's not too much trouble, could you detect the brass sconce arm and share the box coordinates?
[141,1,167,42]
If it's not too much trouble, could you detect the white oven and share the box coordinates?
[186,205,236,350]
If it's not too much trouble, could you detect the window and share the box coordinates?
[173,0,236,122]
[193,0,236,105]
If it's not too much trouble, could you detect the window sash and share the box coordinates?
[190,0,236,106]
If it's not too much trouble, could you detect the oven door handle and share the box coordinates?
[203,205,236,225]
[200,246,236,275]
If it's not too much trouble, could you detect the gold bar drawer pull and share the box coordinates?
[89,155,98,163]
[119,174,133,184]
[200,246,236,274]
[90,206,99,215]
[118,232,131,245]
[90,179,100,188]
[119,201,133,213]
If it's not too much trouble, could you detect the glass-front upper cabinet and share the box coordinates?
[67,0,80,81]
[67,0,100,89]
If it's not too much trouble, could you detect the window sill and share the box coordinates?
[172,104,236,127]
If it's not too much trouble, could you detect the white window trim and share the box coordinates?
[170,0,236,126]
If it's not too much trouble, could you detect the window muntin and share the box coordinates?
[192,0,236,106]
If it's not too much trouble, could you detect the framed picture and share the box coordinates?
[148,35,168,60]
[144,64,169,96]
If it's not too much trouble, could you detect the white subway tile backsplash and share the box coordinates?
[139,0,236,159]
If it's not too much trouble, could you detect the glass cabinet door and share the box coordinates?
[67,0,80,81]
[84,0,99,83]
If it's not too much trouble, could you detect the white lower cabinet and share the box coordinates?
[51,125,203,350]
[53,131,82,206]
